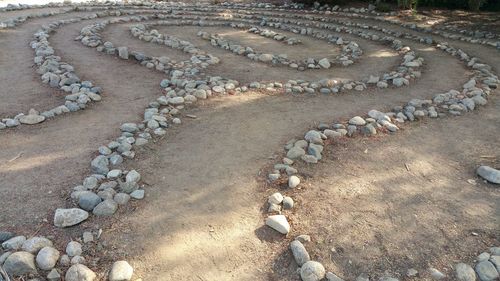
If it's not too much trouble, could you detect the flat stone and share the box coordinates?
[3,251,37,276]
[290,240,310,266]
[19,114,45,125]
[477,166,500,184]
[300,261,326,281]
[130,189,145,199]
[109,260,134,281]
[54,208,89,227]
[265,215,290,234]
[65,264,96,281]
[36,246,60,270]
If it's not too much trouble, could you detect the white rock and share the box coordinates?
[288,175,300,188]
[109,260,134,281]
[54,208,89,227]
[65,264,96,281]
[268,192,284,204]
[300,261,326,281]
[265,215,290,234]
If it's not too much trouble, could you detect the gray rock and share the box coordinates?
[489,256,500,273]
[475,261,499,281]
[318,58,331,69]
[429,268,446,280]
[65,264,96,281]
[287,146,306,159]
[130,189,145,199]
[0,251,12,264]
[82,232,93,244]
[59,254,70,266]
[126,170,140,183]
[265,215,290,234]
[47,268,61,281]
[120,123,138,133]
[91,155,109,175]
[455,263,476,281]
[78,191,102,211]
[478,252,491,262]
[326,272,344,281]
[3,251,37,276]
[477,166,500,184]
[36,246,60,270]
[92,199,118,216]
[0,232,14,243]
[54,208,89,228]
[268,192,284,204]
[118,46,129,59]
[2,235,26,250]
[114,193,131,205]
[259,53,273,62]
[290,240,310,266]
[109,260,134,281]
[283,196,294,209]
[300,261,326,281]
[66,241,82,257]
[22,236,53,253]
[71,255,85,265]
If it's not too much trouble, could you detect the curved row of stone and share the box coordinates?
[223,2,500,50]
[248,26,302,45]
[0,8,175,131]
[124,12,424,94]
[0,233,133,281]
[259,24,498,281]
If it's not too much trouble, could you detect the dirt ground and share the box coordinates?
[0,4,498,281]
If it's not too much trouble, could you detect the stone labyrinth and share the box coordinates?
[0,1,499,281]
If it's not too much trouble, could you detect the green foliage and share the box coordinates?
[375,2,393,12]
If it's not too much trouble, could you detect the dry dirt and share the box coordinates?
[0,4,498,281]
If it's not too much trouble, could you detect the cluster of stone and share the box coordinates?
[196,20,361,69]
[248,26,301,45]
[299,2,500,50]
[260,22,497,279]
[0,231,134,281]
